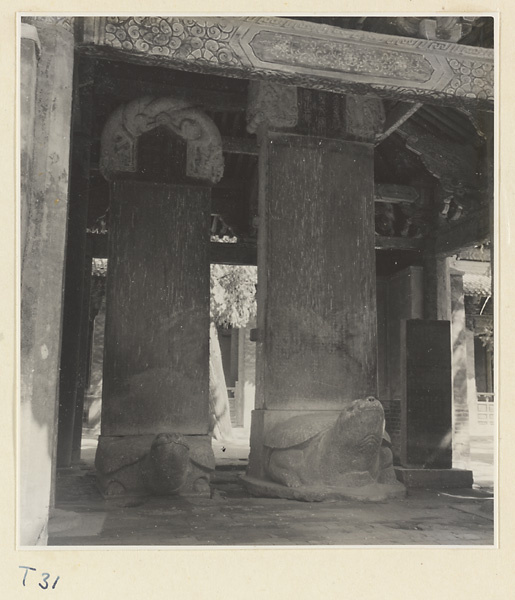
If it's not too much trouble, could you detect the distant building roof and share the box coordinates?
[463,273,491,296]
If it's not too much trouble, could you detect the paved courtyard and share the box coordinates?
[47,430,494,547]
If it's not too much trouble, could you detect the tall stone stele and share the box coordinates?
[95,95,224,497]
[242,82,405,501]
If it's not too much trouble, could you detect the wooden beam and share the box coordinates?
[94,75,247,113]
[375,183,419,204]
[375,102,422,144]
[222,136,258,155]
[375,236,424,251]
[88,233,259,264]
[81,17,494,110]
[210,242,257,265]
[88,221,428,262]
[87,232,108,258]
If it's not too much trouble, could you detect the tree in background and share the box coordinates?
[209,240,257,440]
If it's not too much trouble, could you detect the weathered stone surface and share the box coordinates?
[96,433,215,497]
[257,134,378,411]
[241,476,405,502]
[19,20,75,546]
[101,181,211,436]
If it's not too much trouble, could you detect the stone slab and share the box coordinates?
[395,467,473,489]
[241,475,406,502]
[102,181,210,436]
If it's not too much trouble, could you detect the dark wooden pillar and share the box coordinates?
[56,57,94,467]
[400,320,452,468]
[71,253,93,462]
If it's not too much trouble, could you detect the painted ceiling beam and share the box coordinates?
[79,16,493,110]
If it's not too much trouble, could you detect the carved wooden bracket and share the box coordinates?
[397,121,482,220]
[247,81,298,134]
[345,95,385,142]
[100,96,224,183]
[389,17,481,43]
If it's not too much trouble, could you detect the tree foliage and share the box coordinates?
[210,236,257,329]
[210,264,257,328]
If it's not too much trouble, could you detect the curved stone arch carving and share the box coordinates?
[100,95,224,184]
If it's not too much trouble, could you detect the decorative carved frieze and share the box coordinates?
[246,81,298,134]
[100,95,224,183]
[80,16,494,110]
[249,30,433,82]
[101,17,242,65]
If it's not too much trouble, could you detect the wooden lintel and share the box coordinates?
[87,232,108,258]
[94,75,247,113]
[374,183,419,204]
[87,233,258,265]
[375,102,422,144]
[222,137,258,155]
[375,236,424,251]
[210,242,257,265]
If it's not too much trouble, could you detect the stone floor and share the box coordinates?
[47,430,494,547]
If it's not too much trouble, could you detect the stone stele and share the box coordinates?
[242,398,405,501]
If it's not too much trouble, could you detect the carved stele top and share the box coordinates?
[100,96,224,183]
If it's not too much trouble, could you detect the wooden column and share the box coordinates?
[450,272,471,468]
[400,320,453,468]
[56,57,94,467]
[71,254,93,462]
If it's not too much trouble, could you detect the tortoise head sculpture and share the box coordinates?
[143,432,214,496]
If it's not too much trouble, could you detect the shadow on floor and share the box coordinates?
[47,431,494,547]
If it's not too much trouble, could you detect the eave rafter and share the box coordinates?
[79,16,494,111]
